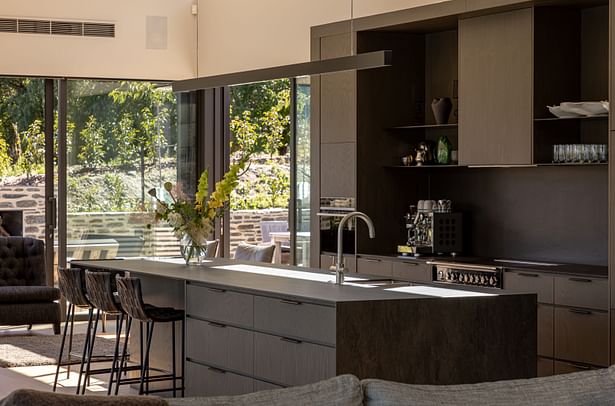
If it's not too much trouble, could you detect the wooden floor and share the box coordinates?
[0,321,138,399]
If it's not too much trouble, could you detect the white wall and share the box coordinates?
[197,0,449,77]
[0,0,197,80]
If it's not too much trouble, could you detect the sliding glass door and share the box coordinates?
[54,79,197,269]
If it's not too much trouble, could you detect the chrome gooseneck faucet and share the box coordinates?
[333,211,375,284]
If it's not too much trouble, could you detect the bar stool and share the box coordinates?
[80,270,126,395]
[115,275,185,397]
[53,267,91,392]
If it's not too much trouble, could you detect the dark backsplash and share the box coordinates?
[429,166,607,266]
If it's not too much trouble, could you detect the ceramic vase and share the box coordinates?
[431,97,453,125]
[436,135,453,165]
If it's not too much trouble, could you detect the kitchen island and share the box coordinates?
[72,258,536,397]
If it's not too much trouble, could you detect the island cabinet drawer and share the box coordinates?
[554,307,609,367]
[537,304,554,358]
[186,317,253,375]
[253,295,336,345]
[392,260,431,282]
[357,257,393,277]
[553,360,598,375]
[185,360,254,397]
[254,380,284,391]
[503,271,553,303]
[254,331,335,386]
[554,276,608,310]
[537,357,554,377]
[186,283,253,328]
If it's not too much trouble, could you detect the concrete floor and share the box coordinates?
[0,320,138,399]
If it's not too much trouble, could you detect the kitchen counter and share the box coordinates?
[352,253,608,278]
[72,258,536,394]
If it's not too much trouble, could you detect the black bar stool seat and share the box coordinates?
[53,267,91,392]
[115,275,185,397]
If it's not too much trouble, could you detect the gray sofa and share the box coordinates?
[0,237,61,334]
[2,365,615,405]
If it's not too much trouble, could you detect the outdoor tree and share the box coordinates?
[109,81,175,206]
[16,119,45,180]
[78,116,106,169]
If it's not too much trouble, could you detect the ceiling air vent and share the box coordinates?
[0,17,114,38]
[84,22,115,38]
[51,21,83,36]
[18,19,51,34]
[0,18,17,33]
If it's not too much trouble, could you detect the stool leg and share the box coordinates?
[172,320,176,398]
[67,307,76,379]
[115,316,132,396]
[82,309,100,395]
[107,313,124,395]
[139,321,154,395]
[102,311,107,333]
[181,318,185,397]
[76,308,94,395]
[53,303,73,392]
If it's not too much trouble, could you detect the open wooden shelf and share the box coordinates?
[534,115,608,122]
[387,164,461,169]
[535,162,608,167]
[389,123,458,130]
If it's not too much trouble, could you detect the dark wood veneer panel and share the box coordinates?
[336,295,536,384]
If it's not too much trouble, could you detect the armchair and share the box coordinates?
[0,237,61,334]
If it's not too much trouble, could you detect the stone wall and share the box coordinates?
[0,186,289,256]
[229,209,288,254]
[0,186,46,239]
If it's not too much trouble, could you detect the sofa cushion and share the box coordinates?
[167,374,362,406]
[0,389,167,406]
[362,365,615,405]
[0,286,60,303]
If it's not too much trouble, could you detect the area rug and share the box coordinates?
[0,333,117,367]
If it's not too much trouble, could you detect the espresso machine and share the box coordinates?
[398,199,462,257]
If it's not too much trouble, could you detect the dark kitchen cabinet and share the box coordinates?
[554,307,609,367]
[356,256,393,277]
[392,260,432,283]
[458,8,533,165]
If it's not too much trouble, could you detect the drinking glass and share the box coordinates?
[590,144,600,163]
[552,145,560,163]
[599,144,608,162]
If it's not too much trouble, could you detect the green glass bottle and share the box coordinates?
[436,135,452,165]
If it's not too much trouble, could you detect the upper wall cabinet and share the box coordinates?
[458,8,533,166]
[319,32,357,198]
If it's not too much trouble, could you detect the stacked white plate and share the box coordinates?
[547,101,609,118]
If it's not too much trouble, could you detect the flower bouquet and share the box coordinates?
[148,157,247,264]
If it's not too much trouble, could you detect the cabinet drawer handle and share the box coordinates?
[362,258,381,263]
[280,337,302,344]
[568,308,592,315]
[563,362,591,370]
[569,278,592,283]
[280,299,302,306]
[208,321,226,328]
[208,366,226,374]
[207,287,226,293]
[401,261,419,266]
[518,273,539,278]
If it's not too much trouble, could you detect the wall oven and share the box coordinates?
[318,198,356,255]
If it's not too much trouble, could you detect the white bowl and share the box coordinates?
[560,101,608,116]
[601,101,609,112]
[547,105,583,118]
